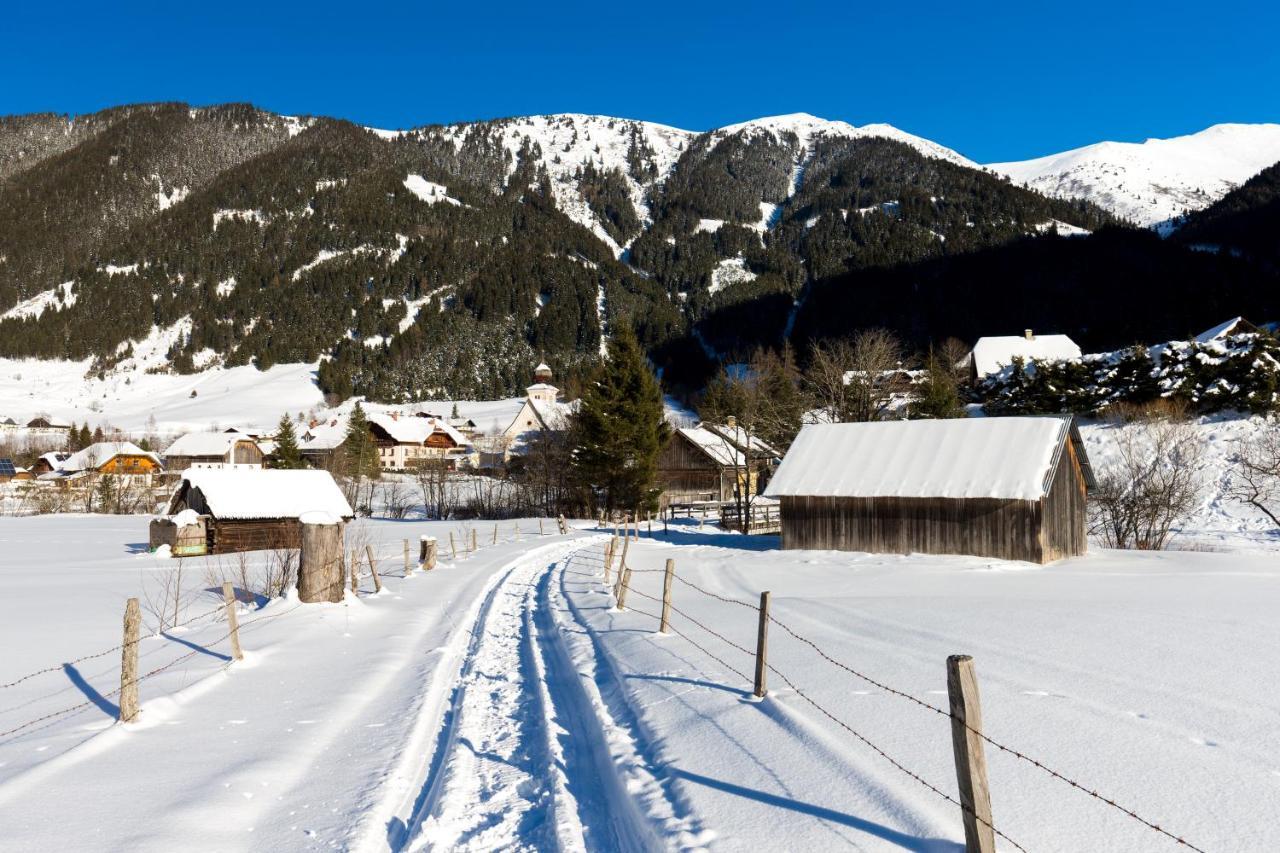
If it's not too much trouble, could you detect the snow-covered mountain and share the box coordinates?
[393,113,976,252]
[988,123,1280,228]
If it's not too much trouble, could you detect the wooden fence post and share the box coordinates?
[753,591,770,698]
[513,521,520,539]
[298,516,344,603]
[449,530,457,559]
[558,514,567,534]
[421,536,438,570]
[471,528,478,552]
[365,544,382,593]
[222,582,243,661]
[350,549,359,593]
[947,655,996,853]
[660,559,674,633]
[604,536,617,583]
[492,523,498,545]
[619,534,631,573]
[539,518,545,536]
[119,597,140,723]
[615,565,633,610]
[403,538,411,576]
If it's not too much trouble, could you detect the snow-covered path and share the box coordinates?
[402,545,688,852]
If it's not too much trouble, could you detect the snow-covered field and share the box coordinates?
[1,510,1276,851]
[0,354,525,436]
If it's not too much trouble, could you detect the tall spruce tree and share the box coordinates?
[343,402,381,479]
[570,326,668,513]
[909,349,966,419]
[272,413,305,469]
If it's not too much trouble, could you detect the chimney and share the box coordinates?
[1024,329,1035,340]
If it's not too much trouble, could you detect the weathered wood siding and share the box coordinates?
[779,495,1047,562]
[210,519,303,553]
[658,435,729,502]
[1040,440,1088,561]
[99,454,161,475]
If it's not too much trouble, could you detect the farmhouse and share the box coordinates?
[300,419,346,468]
[368,413,470,470]
[970,330,1081,382]
[765,416,1093,563]
[164,429,266,470]
[166,469,354,554]
[59,442,163,476]
[658,421,779,504]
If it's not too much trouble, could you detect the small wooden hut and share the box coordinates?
[765,416,1093,563]
[166,469,354,554]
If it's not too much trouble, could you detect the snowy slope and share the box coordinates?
[393,113,977,255]
[988,123,1280,228]
[713,112,977,169]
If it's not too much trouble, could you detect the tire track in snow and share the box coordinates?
[398,540,692,852]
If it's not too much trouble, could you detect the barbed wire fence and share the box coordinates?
[571,536,1210,853]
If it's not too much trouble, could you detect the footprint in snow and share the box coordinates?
[1189,737,1219,747]
[1127,711,1150,720]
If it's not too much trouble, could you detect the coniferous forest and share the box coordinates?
[1,103,1278,402]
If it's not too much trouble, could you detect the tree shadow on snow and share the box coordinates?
[62,663,118,719]
[669,766,961,852]
[124,542,151,555]
[201,586,268,609]
[651,523,781,553]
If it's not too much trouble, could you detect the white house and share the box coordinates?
[367,412,471,470]
[970,330,1082,381]
[163,429,266,470]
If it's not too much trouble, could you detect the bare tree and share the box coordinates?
[413,459,454,519]
[378,477,414,519]
[1090,414,1205,550]
[1225,423,1280,527]
[806,329,910,423]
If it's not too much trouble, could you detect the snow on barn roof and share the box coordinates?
[60,442,161,473]
[678,426,747,466]
[172,469,353,520]
[702,423,780,458]
[164,430,252,458]
[972,333,1081,379]
[764,417,1070,501]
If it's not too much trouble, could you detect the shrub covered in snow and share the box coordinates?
[981,333,1280,416]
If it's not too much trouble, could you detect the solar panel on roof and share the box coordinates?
[0,459,16,477]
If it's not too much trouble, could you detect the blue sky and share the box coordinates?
[5,1,1277,162]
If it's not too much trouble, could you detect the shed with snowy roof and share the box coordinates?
[658,421,780,504]
[764,416,1092,563]
[165,469,354,554]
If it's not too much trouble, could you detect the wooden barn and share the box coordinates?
[165,469,354,554]
[765,416,1093,563]
[658,423,779,505]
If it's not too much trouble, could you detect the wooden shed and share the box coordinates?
[657,423,778,505]
[764,416,1093,564]
[166,469,354,554]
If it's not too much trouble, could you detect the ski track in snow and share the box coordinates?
[399,541,684,852]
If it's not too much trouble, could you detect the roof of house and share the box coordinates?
[1194,317,1260,344]
[764,416,1074,501]
[301,418,348,451]
[38,451,68,468]
[164,430,253,458]
[169,469,353,520]
[369,413,468,447]
[972,334,1081,379]
[60,442,161,473]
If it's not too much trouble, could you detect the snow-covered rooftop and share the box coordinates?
[1194,317,1257,344]
[173,469,353,520]
[972,333,1081,379]
[164,430,251,458]
[368,413,468,447]
[60,442,160,473]
[764,417,1069,501]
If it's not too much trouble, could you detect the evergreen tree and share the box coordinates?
[92,425,104,444]
[909,349,966,420]
[343,402,381,479]
[272,413,305,469]
[570,326,668,513]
